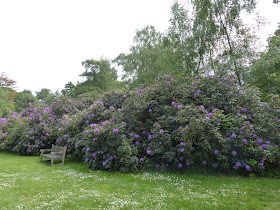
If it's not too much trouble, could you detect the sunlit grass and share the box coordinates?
[0,152,279,209]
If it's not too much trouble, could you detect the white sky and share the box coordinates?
[0,0,279,94]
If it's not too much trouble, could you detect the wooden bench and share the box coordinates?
[40,144,67,166]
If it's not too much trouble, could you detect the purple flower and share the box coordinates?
[242,108,247,112]
[262,144,267,149]
[214,150,219,155]
[113,129,119,133]
[257,139,263,144]
[242,139,248,144]
[93,138,96,142]
[266,141,271,145]
[245,121,250,124]
[232,133,237,138]
[218,119,222,123]
[199,105,205,110]
[212,163,218,168]
[149,109,152,113]
[180,142,185,146]
[135,141,139,145]
[231,151,237,156]
[180,148,185,152]
[194,94,198,98]
[142,130,147,135]
[178,105,184,109]
[85,130,89,133]
[208,113,213,117]
[197,90,201,93]
[134,134,140,138]
[236,162,242,167]
[19,142,22,145]
[95,128,99,133]
[202,160,207,165]
[205,117,209,120]
[178,163,183,168]
[160,130,164,134]
[140,157,144,162]
[186,161,190,166]
[259,162,264,166]
[185,77,188,80]
[245,165,251,171]
[146,150,151,155]
[166,81,170,84]
[171,101,176,105]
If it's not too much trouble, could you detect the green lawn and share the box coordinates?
[0,152,279,209]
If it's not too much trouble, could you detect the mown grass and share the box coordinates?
[0,152,280,209]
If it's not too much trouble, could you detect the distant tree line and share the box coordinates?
[1,0,279,117]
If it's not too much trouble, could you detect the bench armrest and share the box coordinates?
[40,149,52,153]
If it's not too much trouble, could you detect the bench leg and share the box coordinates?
[51,158,54,166]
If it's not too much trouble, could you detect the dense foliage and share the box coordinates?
[1,71,279,175]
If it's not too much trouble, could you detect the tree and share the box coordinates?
[0,87,14,117]
[61,82,76,97]
[79,58,118,93]
[36,88,56,104]
[249,24,280,97]
[114,26,174,89]
[0,72,16,90]
[14,90,37,113]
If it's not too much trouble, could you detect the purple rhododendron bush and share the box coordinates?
[1,71,280,175]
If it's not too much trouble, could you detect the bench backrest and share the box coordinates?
[51,144,67,153]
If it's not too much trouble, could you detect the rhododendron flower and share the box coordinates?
[214,150,219,155]
[257,139,263,144]
[202,160,207,165]
[232,133,237,138]
[199,105,204,110]
[146,150,151,154]
[180,142,185,146]
[236,162,241,167]
[242,108,247,112]
[135,141,139,145]
[171,101,176,105]
[212,163,218,168]
[178,105,183,109]
[232,151,237,156]
[205,117,209,120]
[113,129,119,133]
[262,144,267,149]
[95,128,99,133]
[178,163,183,168]
[149,109,152,112]
[180,148,184,152]
[208,113,213,117]
[245,165,251,171]
[242,139,248,143]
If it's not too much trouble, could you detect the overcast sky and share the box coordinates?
[0,0,279,94]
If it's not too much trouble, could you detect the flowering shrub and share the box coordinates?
[0,71,279,175]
